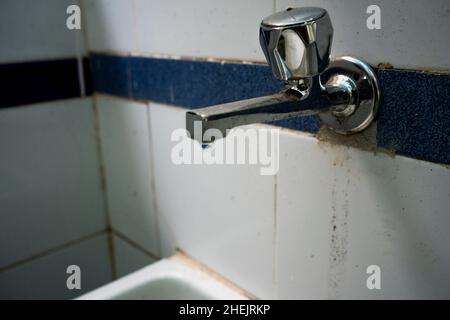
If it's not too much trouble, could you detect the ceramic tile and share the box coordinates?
[276,130,450,299]
[91,54,131,98]
[0,98,105,269]
[149,102,276,299]
[83,0,137,53]
[0,59,81,108]
[377,69,450,164]
[96,95,159,256]
[0,0,85,63]
[276,0,450,70]
[113,234,157,278]
[127,56,283,107]
[135,0,274,62]
[0,233,112,299]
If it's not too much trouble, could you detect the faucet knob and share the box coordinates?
[259,7,333,82]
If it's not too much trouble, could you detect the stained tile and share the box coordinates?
[276,130,450,299]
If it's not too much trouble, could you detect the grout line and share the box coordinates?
[175,250,257,300]
[145,103,162,257]
[93,92,149,105]
[89,49,267,65]
[75,32,86,97]
[93,92,184,110]
[112,229,160,261]
[75,0,89,97]
[272,172,279,299]
[90,95,117,279]
[79,0,91,56]
[0,230,107,274]
[105,229,117,280]
[76,56,86,97]
[133,0,140,52]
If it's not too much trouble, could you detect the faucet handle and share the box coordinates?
[260,7,333,82]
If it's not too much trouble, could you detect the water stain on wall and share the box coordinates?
[327,149,351,299]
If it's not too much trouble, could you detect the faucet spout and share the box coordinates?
[186,77,351,144]
[186,90,325,143]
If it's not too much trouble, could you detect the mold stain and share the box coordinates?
[327,152,351,299]
[317,123,378,154]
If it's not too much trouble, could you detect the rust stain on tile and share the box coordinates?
[173,250,256,300]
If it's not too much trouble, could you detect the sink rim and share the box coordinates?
[77,254,250,300]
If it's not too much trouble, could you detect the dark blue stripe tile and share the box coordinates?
[377,69,450,164]
[0,59,82,108]
[91,55,131,97]
[128,57,284,108]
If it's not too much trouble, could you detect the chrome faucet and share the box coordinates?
[186,7,380,143]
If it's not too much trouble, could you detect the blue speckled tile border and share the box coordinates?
[91,53,449,165]
[377,69,450,164]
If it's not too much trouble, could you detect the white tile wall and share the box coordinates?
[0,98,106,269]
[277,0,450,69]
[0,233,112,300]
[149,102,276,299]
[107,0,275,62]
[0,0,86,63]
[113,234,156,278]
[275,130,450,299]
[81,0,449,68]
[135,0,274,61]
[96,95,159,256]
[83,0,138,53]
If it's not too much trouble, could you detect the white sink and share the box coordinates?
[77,255,249,300]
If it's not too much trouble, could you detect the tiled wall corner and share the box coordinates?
[275,130,450,299]
[149,102,276,299]
[0,98,106,269]
[95,94,159,257]
[0,233,112,300]
[112,234,157,278]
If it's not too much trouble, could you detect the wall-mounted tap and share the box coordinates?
[186,7,381,144]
